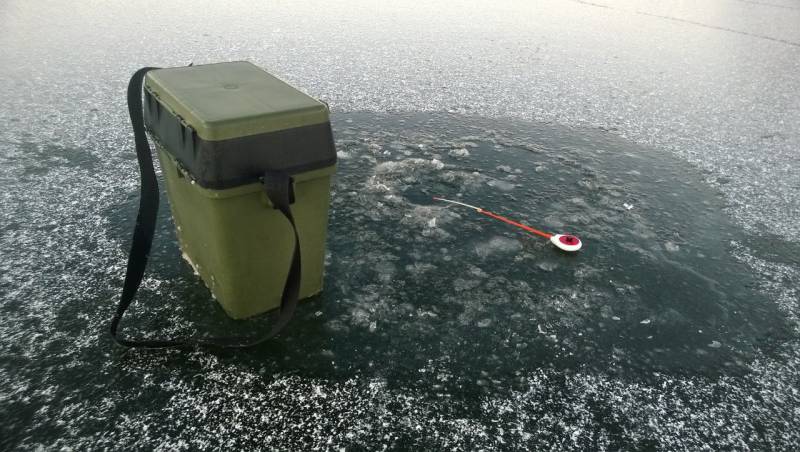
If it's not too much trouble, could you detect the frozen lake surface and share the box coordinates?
[2,0,799,449]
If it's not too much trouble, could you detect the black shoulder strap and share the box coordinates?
[109,67,302,349]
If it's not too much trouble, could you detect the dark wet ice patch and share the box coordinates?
[320,112,792,382]
[1,113,798,450]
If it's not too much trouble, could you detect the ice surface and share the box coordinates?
[3,110,799,450]
[449,147,470,157]
[2,0,800,449]
[474,236,523,259]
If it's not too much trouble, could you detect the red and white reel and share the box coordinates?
[550,234,582,252]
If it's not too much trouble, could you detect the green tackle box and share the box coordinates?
[142,61,336,319]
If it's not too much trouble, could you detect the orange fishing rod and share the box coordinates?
[432,197,583,252]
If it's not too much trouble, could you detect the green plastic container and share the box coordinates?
[143,61,336,319]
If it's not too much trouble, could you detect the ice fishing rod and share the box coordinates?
[432,197,583,252]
